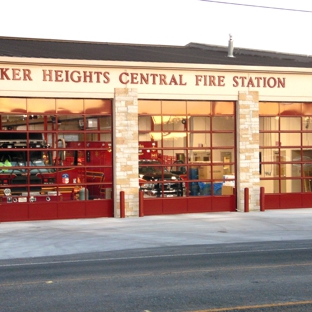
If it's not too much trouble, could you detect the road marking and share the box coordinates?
[187,300,312,311]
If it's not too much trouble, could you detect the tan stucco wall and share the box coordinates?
[1,59,312,101]
[1,57,312,215]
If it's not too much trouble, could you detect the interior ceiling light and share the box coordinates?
[152,116,190,125]
[150,132,187,140]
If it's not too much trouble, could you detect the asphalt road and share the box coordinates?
[1,240,312,312]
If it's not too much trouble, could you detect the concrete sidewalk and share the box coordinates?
[0,209,312,260]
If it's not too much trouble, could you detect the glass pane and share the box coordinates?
[280,103,302,115]
[89,133,111,142]
[187,101,211,115]
[260,179,274,193]
[211,165,224,180]
[84,99,111,114]
[302,103,312,116]
[139,133,161,147]
[139,100,161,114]
[273,163,284,177]
[260,148,274,164]
[163,116,187,131]
[260,133,279,147]
[56,99,84,113]
[196,164,224,181]
[150,116,162,131]
[1,114,27,131]
[27,98,56,114]
[280,117,301,130]
[212,133,234,147]
[162,133,187,147]
[220,150,234,175]
[98,116,111,131]
[142,182,185,198]
[278,148,295,162]
[148,132,162,146]
[0,98,26,113]
[139,141,159,160]
[302,149,312,162]
[282,179,302,193]
[190,116,210,131]
[212,101,234,115]
[139,116,152,131]
[289,164,302,177]
[189,149,211,162]
[167,151,187,174]
[260,116,279,131]
[27,116,46,131]
[212,116,234,130]
[280,133,301,146]
[259,102,279,116]
[198,182,223,195]
[188,133,211,148]
[188,181,200,196]
[286,181,299,193]
[162,150,186,161]
[303,178,312,192]
[139,160,185,197]
[303,116,312,131]
[85,146,112,167]
[162,101,186,115]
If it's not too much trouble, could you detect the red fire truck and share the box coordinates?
[0,132,112,204]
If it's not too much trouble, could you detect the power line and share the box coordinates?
[200,0,312,13]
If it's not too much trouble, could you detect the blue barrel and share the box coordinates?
[199,182,211,195]
[189,168,198,180]
[213,183,223,195]
[189,182,199,196]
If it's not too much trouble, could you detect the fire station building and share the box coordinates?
[1,36,312,222]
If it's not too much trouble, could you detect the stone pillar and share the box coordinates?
[236,91,260,211]
[113,88,139,217]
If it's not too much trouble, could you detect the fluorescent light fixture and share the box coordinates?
[150,132,187,140]
[152,116,171,124]
[152,116,189,125]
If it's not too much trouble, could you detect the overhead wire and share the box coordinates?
[200,0,312,13]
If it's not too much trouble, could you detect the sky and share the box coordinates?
[1,0,312,55]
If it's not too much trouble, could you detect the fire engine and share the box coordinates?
[0,132,112,204]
